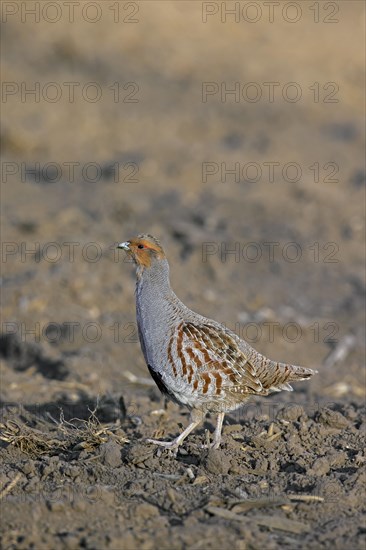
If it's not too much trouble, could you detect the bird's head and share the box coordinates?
[117,234,166,270]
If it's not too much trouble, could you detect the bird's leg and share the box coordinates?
[211,411,225,449]
[202,411,225,449]
[147,409,205,450]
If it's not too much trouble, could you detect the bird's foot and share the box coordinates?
[201,439,221,450]
[201,429,222,450]
[146,438,181,456]
[146,438,179,449]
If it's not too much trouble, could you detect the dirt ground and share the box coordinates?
[1,2,365,549]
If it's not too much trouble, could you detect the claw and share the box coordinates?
[146,438,179,449]
[146,438,180,456]
[201,437,221,450]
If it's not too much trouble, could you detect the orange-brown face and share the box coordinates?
[117,234,166,268]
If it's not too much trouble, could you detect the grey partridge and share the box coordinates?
[118,234,317,450]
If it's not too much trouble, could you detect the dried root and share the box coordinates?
[0,405,128,458]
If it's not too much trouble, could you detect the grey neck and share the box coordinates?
[137,258,171,292]
[135,259,180,362]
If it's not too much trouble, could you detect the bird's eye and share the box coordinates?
[137,244,144,249]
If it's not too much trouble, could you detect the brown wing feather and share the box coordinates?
[180,322,317,398]
[181,322,263,395]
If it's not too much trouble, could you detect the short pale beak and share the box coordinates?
[117,241,130,250]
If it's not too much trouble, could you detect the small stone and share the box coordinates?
[309,457,330,476]
[254,457,268,472]
[203,449,229,475]
[125,443,155,465]
[99,439,122,468]
[328,451,347,468]
[278,405,305,423]
[192,475,209,485]
[316,408,349,429]
[20,461,35,475]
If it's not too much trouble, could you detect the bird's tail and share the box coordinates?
[266,361,318,393]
